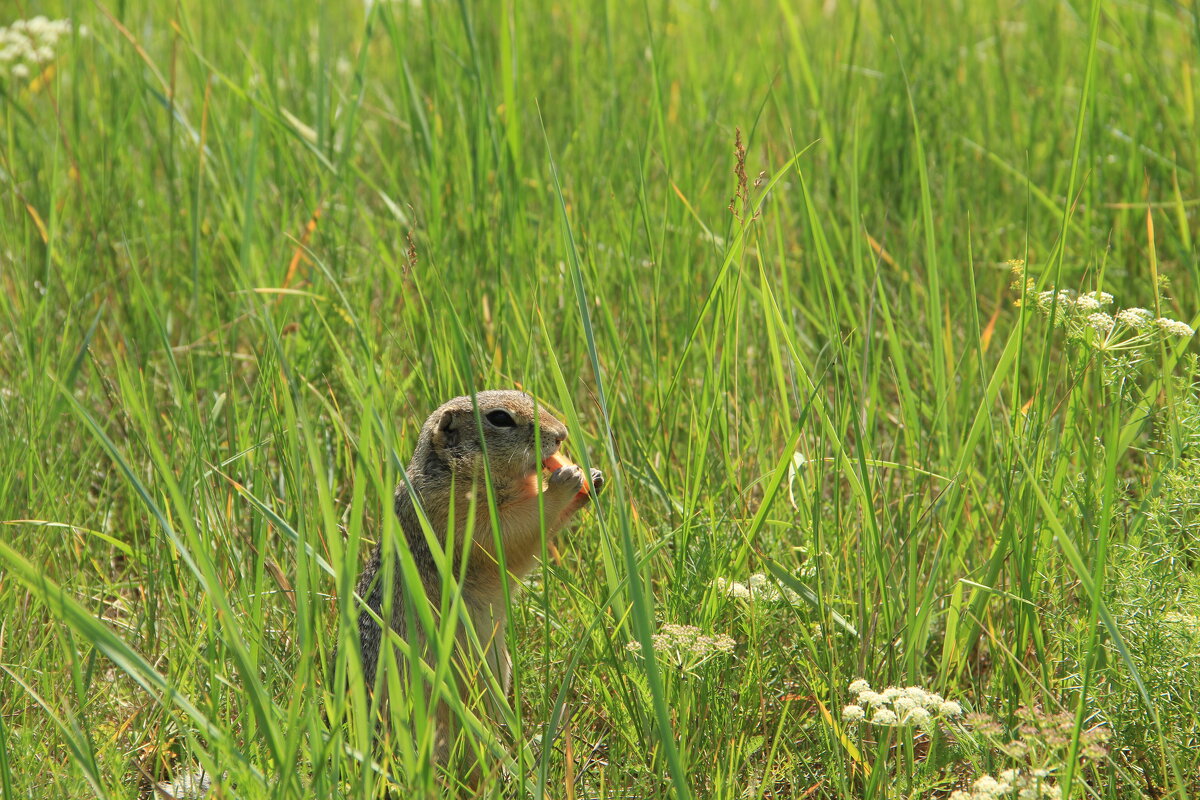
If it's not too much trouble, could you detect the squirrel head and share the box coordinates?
[417,390,569,486]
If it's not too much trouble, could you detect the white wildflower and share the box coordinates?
[846,679,964,728]
[0,17,73,80]
[628,623,735,673]
[870,708,898,725]
[1036,290,1076,314]
[708,633,736,654]
[973,775,1006,796]
[714,577,752,600]
[904,706,932,726]
[1079,290,1114,309]
[712,573,799,604]
[842,704,865,722]
[1087,312,1114,334]
[1156,317,1194,337]
[954,768,1062,800]
[1115,307,1155,329]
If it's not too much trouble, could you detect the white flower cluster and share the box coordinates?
[1073,290,1114,312]
[0,17,82,81]
[1157,317,1195,337]
[1034,288,1113,315]
[713,573,801,604]
[1013,273,1195,346]
[626,623,735,674]
[949,768,1060,800]
[1110,306,1195,337]
[841,679,963,728]
[1114,307,1155,329]
[1036,291,1193,337]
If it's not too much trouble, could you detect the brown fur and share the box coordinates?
[341,390,602,766]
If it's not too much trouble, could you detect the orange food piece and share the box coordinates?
[543,452,571,472]
[542,452,590,495]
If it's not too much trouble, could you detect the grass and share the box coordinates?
[2,0,1200,797]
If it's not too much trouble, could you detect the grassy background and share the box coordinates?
[3,0,1200,796]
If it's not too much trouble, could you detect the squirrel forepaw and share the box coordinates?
[548,464,586,495]
[548,466,605,513]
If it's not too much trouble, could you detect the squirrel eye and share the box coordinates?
[485,409,517,428]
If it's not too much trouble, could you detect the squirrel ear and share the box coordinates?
[431,408,461,450]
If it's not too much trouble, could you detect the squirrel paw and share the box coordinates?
[589,468,605,494]
[548,464,586,495]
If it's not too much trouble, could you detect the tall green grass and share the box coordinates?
[3,0,1200,797]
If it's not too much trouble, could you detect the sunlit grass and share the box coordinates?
[2,0,1200,797]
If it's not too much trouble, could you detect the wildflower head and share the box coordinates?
[843,679,964,728]
[952,768,1062,800]
[1086,313,1114,334]
[1014,277,1197,362]
[1115,307,1155,329]
[0,17,78,82]
[974,775,1010,795]
[1076,290,1114,311]
[965,712,1003,735]
[626,622,736,675]
[870,708,898,725]
[1036,289,1076,317]
[940,699,963,716]
[969,708,1110,771]
[903,706,932,727]
[713,577,753,600]
[841,704,865,723]
[1156,317,1194,337]
[712,573,801,604]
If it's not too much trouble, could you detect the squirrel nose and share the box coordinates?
[552,429,567,446]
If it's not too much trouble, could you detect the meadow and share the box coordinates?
[3,0,1200,797]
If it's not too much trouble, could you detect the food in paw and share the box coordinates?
[543,452,592,495]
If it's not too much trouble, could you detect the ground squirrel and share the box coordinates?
[345,390,603,760]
